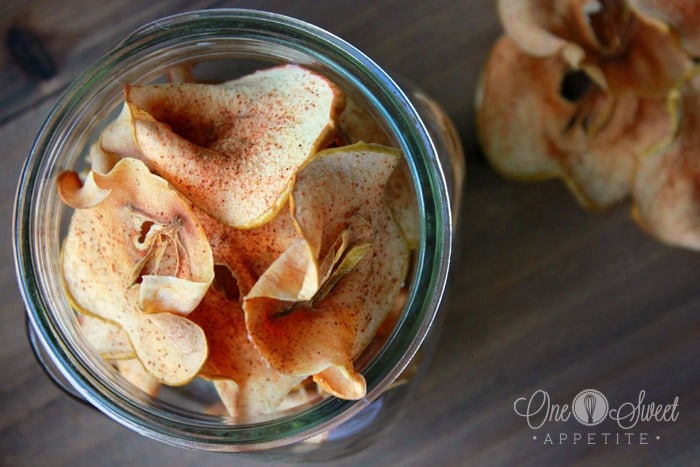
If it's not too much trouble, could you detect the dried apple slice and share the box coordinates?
[83,63,201,174]
[77,314,160,395]
[100,105,142,158]
[189,287,304,418]
[84,104,143,174]
[339,98,419,249]
[124,64,345,228]
[116,359,161,397]
[497,0,588,67]
[244,143,409,400]
[245,237,319,302]
[629,0,700,57]
[339,97,392,146]
[498,0,690,97]
[245,226,370,305]
[76,313,162,395]
[59,158,213,385]
[194,203,300,298]
[78,314,134,360]
[86,142,121,175]
[386,161,419,250]
[476,36,673,209]
[599,17,691,98]
[632,70,700,250]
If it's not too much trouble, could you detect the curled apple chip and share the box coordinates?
[77,314,161,396]
[629,0,700,57]
[124,64,345,228]
[59,158,213,385]
[116,359,161,397]
[339,98,419,248]
[476,36,673,209]
[78,314,134,360]
[497,0,588,67]
[244,143,409,400]
[339,97,392,146]
[195,203,300,298]
[497,0,690,97]
[82,103,144,175]
[386,162,420,250]
[632,70,700,250]
[189,287,304,418]
[98,104,142,164]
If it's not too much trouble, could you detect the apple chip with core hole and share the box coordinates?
[244,143,409,400]
[59,158,213,385]
[124,64,345,228]
[476,36,673,210]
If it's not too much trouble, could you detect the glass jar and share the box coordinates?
[13,9,463,459]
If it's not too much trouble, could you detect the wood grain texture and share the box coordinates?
[1,1,698,466]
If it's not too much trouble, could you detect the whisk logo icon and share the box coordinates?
[572,389,608,426]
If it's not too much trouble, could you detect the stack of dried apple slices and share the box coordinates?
[58,64,419,419]
[478,0,700,251]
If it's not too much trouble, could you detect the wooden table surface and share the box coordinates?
[2,1,698,466]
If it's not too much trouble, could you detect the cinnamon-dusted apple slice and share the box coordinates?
[189,287,304,418]
[476,36,673,210]
[632,70,700,250]
[85,64,200,174]
[124,64,345,228]
[244,143,409,400]
[59,158,213,385]
[194,202,300,298]
[100,105,143,160]
[339,98,419,249]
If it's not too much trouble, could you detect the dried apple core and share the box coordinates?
[59,64,418,419]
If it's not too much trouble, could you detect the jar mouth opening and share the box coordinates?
[13,8,452,451]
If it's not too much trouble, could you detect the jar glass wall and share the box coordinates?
[14,9,462,457]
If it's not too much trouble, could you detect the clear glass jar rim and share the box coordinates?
[13,8,453,450]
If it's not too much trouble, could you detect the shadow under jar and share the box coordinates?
[13,9,463,460]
